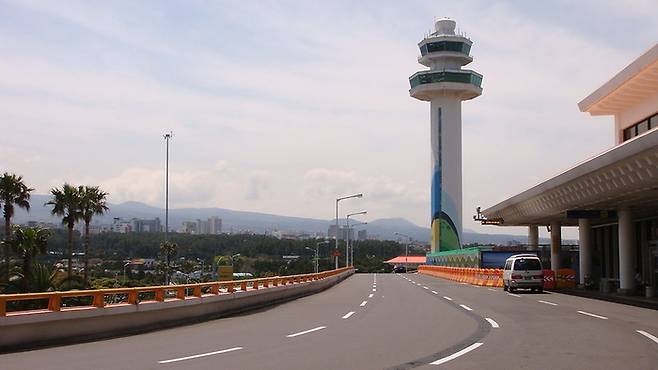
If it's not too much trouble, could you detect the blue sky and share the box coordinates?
[1,0,657,238]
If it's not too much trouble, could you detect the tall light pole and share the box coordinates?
[163,131,173,242]
[315,240,329,273]
[395,232,412,273]
[346,211,367,267]
[349,221,367,267]
[335,193,363,268]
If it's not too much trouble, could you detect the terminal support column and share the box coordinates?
[618,208,636,294]
[578,219,592,286]
[528,225,539,250]
[550,221,561,272]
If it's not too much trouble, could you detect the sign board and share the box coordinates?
[282,255,300,260]
[331,249,342,257]
[218,265,233,281]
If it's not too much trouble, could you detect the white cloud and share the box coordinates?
[2,0,658,240]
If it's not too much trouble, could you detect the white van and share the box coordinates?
[502,254,544,293]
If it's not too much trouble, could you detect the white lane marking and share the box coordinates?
[577,311,608,320]
[443,296,453,301]
[368,293,374,298]
[431,290,438,294]
[637,330,658,345]
[507,293,521,298]
[287,326,327,338]
[459,304,473,311]
[372,288,377,292]
[342,311,355,319]
[460,283,467,285]
[158,347,243,364]
[538,300,558,306]
[485,318,500,328]
[488,288,497,292]
[430,342,483,365]
[360,300,368,307]
[423,286,429,290]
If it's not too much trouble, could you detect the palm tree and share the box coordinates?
[78,186,108,286]
[9,225,51,291]
[0,172,34,283]
[46,184,81,288]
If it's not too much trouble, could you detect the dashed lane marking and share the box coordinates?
[459,304,473,311]
[431,290,438,294]
[158,347,243,364]
[360,300,368,307]
[430,343,483,366]
[538,300,558,306]
[368,293,374,298]
[507,293,521,298]
[443,296,453,301]
[637,330,658,345]
[577,311,608,320]
[342,311,355,319]
[485,318,500,328]
[287,326,327,338]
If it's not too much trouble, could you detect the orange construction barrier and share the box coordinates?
[556,269,576,289]
[543,269,556,290]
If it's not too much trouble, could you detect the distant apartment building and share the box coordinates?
[357,229,368,241]
[132,217,162,233]
[327,225,354,241]
[110,217,161,233]
[112,218,133,233]
[181,217,223,235]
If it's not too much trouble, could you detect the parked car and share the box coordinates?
[502,254,544,293]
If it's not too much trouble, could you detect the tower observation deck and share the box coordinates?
[409,18,483,253]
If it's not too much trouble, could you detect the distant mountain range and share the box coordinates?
[12,194,553,245]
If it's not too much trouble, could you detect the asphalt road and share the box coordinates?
[1,272,657,369]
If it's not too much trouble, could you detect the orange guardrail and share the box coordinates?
[0,267,353,317]
[420,265,561,290]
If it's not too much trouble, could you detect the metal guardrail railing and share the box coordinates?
[0,267,352,317]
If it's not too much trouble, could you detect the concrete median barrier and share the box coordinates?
[0,268,354,352]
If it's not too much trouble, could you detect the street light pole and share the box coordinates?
[346,211,367,267]
[349,221,367,267]
[335,194,363,269]
[163,132,173,242]
[395,232,413,274]
[315,241,328,273]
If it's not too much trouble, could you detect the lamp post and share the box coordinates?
[313,241,329,273]
[346,210,367,267]
[123,261,131,282]
[335,193,363,268]
[349,221,367,267]
[395,232,413,274]
[163,131,173,242]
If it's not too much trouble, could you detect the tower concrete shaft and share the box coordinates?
[409,18,483,253]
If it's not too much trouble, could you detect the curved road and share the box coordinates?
[1,273,657,369]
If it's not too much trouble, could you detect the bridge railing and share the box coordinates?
[0,267,352,317]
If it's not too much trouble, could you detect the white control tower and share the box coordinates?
[409,18,483,253]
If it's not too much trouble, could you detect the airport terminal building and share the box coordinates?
[482,43,658,295]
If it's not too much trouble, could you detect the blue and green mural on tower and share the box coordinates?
[431,107,461,251]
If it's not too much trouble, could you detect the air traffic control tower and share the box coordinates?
[409,18,483,253]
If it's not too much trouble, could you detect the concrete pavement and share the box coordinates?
[1,272,656,369]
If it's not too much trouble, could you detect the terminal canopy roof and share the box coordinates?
[482,129,658,226]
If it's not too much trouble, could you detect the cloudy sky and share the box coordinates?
[1,0,657,238]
